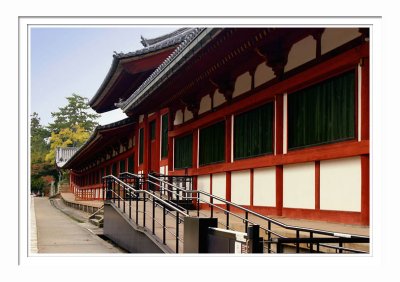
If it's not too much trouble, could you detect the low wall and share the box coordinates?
[103,202,166,253]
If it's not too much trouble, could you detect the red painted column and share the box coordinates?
[225,171,231,202]
[360,54,369,226]
[143,114,149,189]
[250,169,254,207]
[315,161,320,211]
[275,94,284,216]
[134,124,139,174]
[225,115,232,206]
[361,57,370,141]
[69,171,73,192]
[167,110,174,172]
[276,166,283,216]
[361,155,369,225]
[155,112,161,172]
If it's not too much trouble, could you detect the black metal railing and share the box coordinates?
[147,174,370,254]
[102,174,187,253]
[148,172,193,202]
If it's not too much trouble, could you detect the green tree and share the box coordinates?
[30,112,50,163]
[31,175,45,194]
[45,124,90,164]
[48,93,100,133]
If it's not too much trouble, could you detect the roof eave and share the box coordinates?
[121,28,221,114]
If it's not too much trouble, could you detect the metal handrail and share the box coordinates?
[148,174,368,240]
[103,175,189,217]
[103,174,187,253]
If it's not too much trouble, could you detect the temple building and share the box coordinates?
[62,27,370,226]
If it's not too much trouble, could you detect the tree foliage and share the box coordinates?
[47,93,100,133]
[30,112,50,163]
[45,124,90,164]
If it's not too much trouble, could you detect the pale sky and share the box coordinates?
[30,26,177,126]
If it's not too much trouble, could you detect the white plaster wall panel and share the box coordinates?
[139,115,144,123]
[285,36,316,72]
[212,173,226,204]
[197,174,211,202]
[159,166,165,174]
[198,94,212,115]
[148,112,155,117]
[165,165,168,175]
[213,89,226,108]
[283,162,315,209]
[321,28,361,54]
[184,107,193,122]
[232,72,251,98]
[253,167,276,207]
[231,170,251,205]
[254,62,275,87]
[320,157,361,212]
[174,109,183,125]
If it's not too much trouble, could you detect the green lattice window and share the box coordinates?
[174,134,193,169]
[288,70,356,149]
[199,121,225,166]
[234,102,274,160]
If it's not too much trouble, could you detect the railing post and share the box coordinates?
[106,179,112,200]
[163,205,166,245]
[129,189,132,219]
[267,221,271,253]
[197,192,200,217]
[176,210,179,253]
[118,182,121,209]
[210,197,214,218]
[143,192,146,227]
[310,232,313,253]
[226,204,230,230]
[245,211,248,233]
[152,191,155,235]
[296,230,300,253]
[136,191,139,224]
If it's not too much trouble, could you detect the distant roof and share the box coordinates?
[89,28,195,112]
[62,117,136,169]
[55,147,79,168]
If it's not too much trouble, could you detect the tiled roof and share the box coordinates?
[140,28,192,47]
[61,117,135,169]
[121,28,218,112]
[89,28,195,109]
[113,28,194,59]
[55,147,79,168]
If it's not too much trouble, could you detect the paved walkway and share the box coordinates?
[33,197,124,253]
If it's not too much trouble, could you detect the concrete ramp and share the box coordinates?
[103,202,168,253]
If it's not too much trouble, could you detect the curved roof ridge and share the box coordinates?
[140,28,192,47]
[121,28,206,111]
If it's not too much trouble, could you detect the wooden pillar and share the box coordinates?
[276,166,283,216]
[143,114,149,188]
[275,94,284,216]
[315,161,320,211]
[225,115,232,206]
[168,110,175,172]
[225,172,231,202]
[250,169,254,207]
[155,112,161,173]
[134,124,139,174]
[361,155,369,225]
[361,57,369,140]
